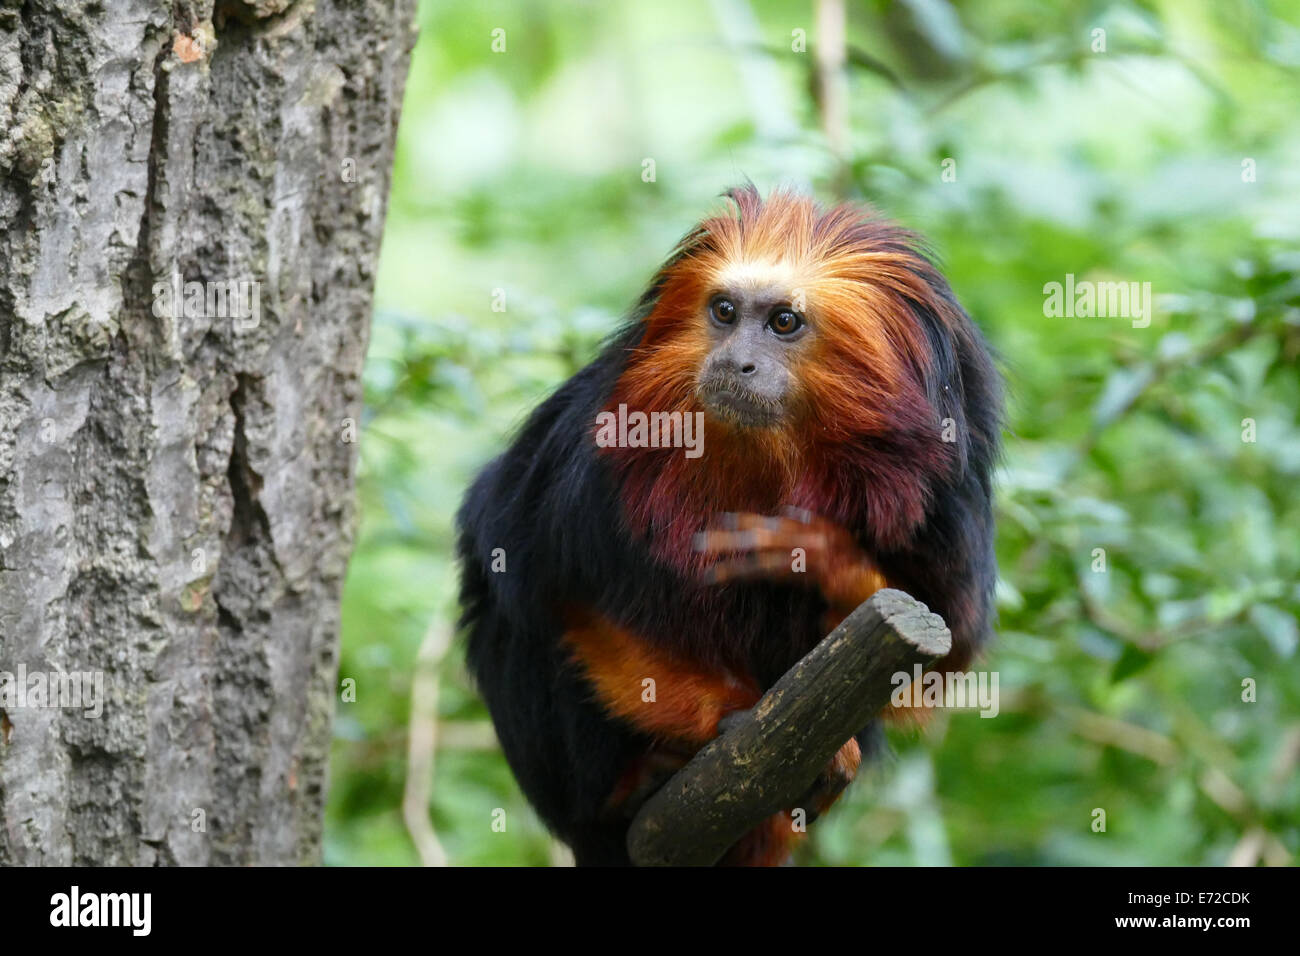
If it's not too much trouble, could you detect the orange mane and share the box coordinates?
[603,186,967,563]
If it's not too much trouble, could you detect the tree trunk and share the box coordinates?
[0,0,417,865]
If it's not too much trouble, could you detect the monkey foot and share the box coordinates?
[794,737,862,823]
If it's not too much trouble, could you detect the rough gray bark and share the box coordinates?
[627,589,952,866]
[0,0,417,865]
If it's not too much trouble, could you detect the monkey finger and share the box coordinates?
[715,707,753,736]
[692,527,786,554]
[699,525,829,556]
[717,512,742,531]
[693,529,759,554]
[703,551,804,584]
[779,505,818,525]
[727,512,792,533]
[700,512,782,538]
[732,511,835,551]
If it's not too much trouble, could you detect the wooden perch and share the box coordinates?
[626,588,952,867]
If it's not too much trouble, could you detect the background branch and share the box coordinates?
[403,617,454,867]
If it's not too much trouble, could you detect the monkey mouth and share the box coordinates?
[696,383,784,428]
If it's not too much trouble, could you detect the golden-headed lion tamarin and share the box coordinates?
[457,186,1002,865]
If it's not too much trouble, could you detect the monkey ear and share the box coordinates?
[634,218,714,315]
[720,181,763,220]
[908,296,970,474]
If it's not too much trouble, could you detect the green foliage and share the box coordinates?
[326,0,1300,866]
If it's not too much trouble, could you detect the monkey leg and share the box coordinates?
[603,748,692,819]
[561,615,808,865]
[562,611,761,747]
[564,612,864,865]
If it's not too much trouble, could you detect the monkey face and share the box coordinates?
[695,287,808,428]
[610,188,982,486]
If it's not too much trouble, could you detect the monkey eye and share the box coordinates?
[709,297,737,325]
[768,308,803,336]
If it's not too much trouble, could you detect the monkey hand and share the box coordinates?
[693,507,887,611]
